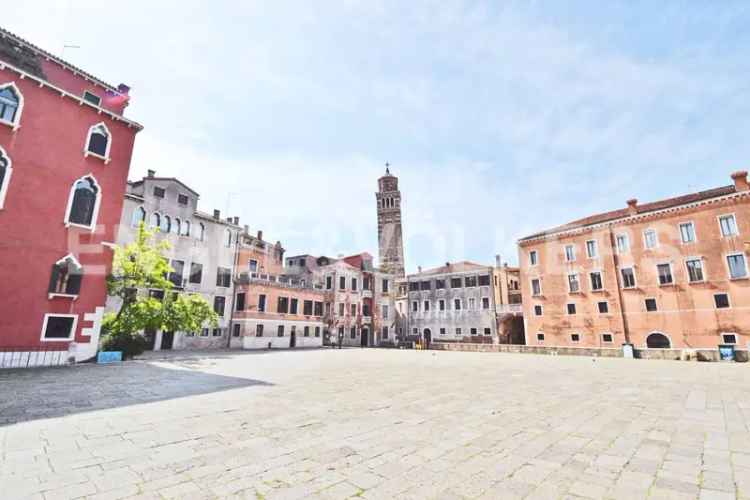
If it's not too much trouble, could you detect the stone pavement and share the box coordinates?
[1,348,750,499]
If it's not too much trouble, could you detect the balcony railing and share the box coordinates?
[496,304,523,314]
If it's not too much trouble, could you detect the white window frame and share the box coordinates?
[248,259,258,272]
[714,292,731,309]
[644,297,658,312]
[182,219,191,237]
[531,278,542,296]
[534,304,543,316]
[564,244,576,262]
[589,270,604,292]
[601,332,614,344]
[82,90,101,106]
[685,257,706,284]
[620,266,637,289]
[149,211,161,230]
[0,82,24,131]
[566,302,576,315]
[568,273,580,293]
[536,332,545,343]
[679,221,697,244]
[656,262,674,286]
[718,213,739,238]
[586,239,598,259]
[597,301,610,315]
[0,145,13,209]
[131,206,146,227]
[643,228,659,250]
[63,174,102,231]
[726,252,749,280]
[570,333,581,343]
[721,333,738,345]
[48,253,83,299]
[83,122,112,163]
[615,233,630,254]
[40,313,78,342]
[529,250,538,267]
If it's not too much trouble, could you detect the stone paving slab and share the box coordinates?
[1,349,750,499]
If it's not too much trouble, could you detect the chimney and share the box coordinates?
[147,169,155,178]
[731,171,749,192]
[257,230,263,241]
[626,198,638,216]
[233,216,239,225]
[243,224,249,235]
[213,209,220,220]
[495,254,502,267]
[418,265,422,273]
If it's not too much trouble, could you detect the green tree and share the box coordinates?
[102,223,219,358]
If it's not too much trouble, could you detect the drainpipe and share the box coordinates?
[608,226,631,346]
[226,229,241,348]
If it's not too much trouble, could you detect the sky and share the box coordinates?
[5,1,750,271]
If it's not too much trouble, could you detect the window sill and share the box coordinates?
[687,280,706,285]
[0,118,19,131]
[622,286,638,291]
[591,289,606,293]
[83,150,111,164]
[65,221,95,232]
[48,293,79,300]
[658,283,676,287]
[730,276,749,281]
[568,290,582,295]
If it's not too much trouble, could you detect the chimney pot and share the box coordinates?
[233,216,239,225]
[418,265,423,273]
[147,169,155,178]
[626,198,638,215]
[243,224,249,234]
[257,230,263,240]
[213,209,220,220]
[495,254,502,267]
[731,171,749,192]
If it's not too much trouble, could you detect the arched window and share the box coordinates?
[225,229,232,247]
[646,332,671,349]
[64,176,101,229]
[198,223,205,241]
[84,122,111,161]
[173,217,181,235]
[182,220,191,237]
[48,254,83,296]
[161,215,171,233]
[0,82,23,130]
[149,212,160,229]
[131,206,145,227]
[0,146,12,209]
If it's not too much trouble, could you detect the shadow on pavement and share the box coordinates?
[0,358,272,426]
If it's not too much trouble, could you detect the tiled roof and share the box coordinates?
[520,184,737,241]
[129,177,200,197]
[411,261,490,277]
[0,26,121,93]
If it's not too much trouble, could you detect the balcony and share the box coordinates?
[362,289,373,298]
[362,315,372,324]
[496,304,523,315]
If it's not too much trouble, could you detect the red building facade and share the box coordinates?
[0,29,142,366]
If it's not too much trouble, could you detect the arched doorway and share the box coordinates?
[423,328,432,348]
[361,327,369,347]
[646,332,671,349]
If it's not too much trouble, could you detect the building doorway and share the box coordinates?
[423,329,432,349]
[144,329,157,350]
[160,331,174,350]
[646,332,671,349]
[290,329,296,348]
[361,327,369,347]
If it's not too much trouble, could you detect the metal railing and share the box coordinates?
[0,346,70,369]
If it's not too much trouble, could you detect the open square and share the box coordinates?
[2,350,750,499]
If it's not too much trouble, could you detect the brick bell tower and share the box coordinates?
[376,164,405,277]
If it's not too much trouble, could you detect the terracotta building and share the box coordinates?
[518,171,750,351]
[232,232,326,349]
[0,28,141,366]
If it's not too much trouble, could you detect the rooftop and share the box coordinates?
[519,172,748,241]
[409,261,490,277]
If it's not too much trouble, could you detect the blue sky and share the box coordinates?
[5,1,750,271]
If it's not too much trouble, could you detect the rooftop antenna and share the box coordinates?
[60,0,79,58]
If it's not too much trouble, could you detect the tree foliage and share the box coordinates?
[102,223,219,358]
